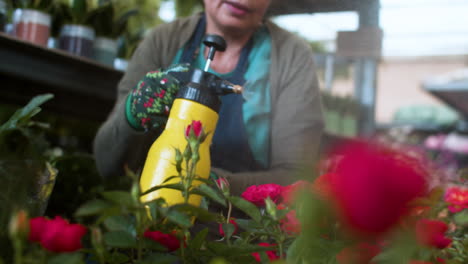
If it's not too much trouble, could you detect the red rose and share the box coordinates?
[444,186,468,213]
[218,218,239,237]
[329,141,428,237]
[312,173,338,200]
[436,258,446,264]
[241,184,283,207]
[280,180,310,205]
[29,216,87,253]
[144,230,180,251]
[215,177,230,194]
[336,242,381,264]
[251,242,279,262]
[416,219,452,249]
[280,210,301,235]
[185,120,203,138]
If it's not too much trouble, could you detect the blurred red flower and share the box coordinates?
[444,186,468,213]
[281,180,310,205]
[416,219,452,249]
[280,210,301,235]
[241,184,283,207]
[251,242,279,262]
[336,242,381,264]
[409,261,433,264]
[29,216,86,253]
[144,230,180,251]
[219,218,239,237]
[328,141,429,237]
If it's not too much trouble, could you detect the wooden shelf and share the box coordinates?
[0,33,123,121]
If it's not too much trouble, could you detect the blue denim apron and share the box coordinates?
[179,16,264,172]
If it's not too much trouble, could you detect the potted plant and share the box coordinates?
[57,0,101,58]
[88,0,138,66]
[7,0,55,46]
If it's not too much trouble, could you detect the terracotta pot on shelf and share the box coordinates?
[14,9,51,46]
[93,37,118,66]
[58,24,95,58]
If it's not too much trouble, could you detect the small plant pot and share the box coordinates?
[0,0,6,33]
[93,37,118,66]
[14,9,51,46]
[59,24,95,58]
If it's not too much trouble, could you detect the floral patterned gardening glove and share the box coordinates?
[125,64,191,131]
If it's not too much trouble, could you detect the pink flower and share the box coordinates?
[329,141,429,237]
[251,243,279,262]
[280,210,301,235]
[144,230,180,251]
[336,242,381,264]
[29,216,87,253]
[444,186,468,213]
[218,218,239,237]
[185,120,203,139]
[416,219,452,249]
[241,184,283,207]
[280,180,310,205]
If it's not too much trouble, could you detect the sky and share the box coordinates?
[160,0,468,57]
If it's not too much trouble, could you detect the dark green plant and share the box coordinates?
[7,0,55,12]
[58,0,102,26]
[88,0,138,38]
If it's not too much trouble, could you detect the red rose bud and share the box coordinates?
[144,230,180,252]
[416,219,452,249]
[241,184,283,207]
[185,120,203,139]
[336,242,381,264]
[329,141,429,237]
[218,218,239,237]
[281,180,310,205]
[444,186,468,213]
[280,209,301,235]
[251,243,279,262]
[29,216,87,253]
[9,210,29,239]
[215,177,230,194]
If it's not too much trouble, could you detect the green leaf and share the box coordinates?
[104,215,135,233]
[189,228,208,251]
[221,223,235,239]
[162,175,180,184]
[104,231,137,248]
[229,197,262,223]
[108,252,130,264]
[191,184,226,207]
[235,219,263,232]
[206,242,270,257]
[140,253,179,264]
[75,199,112,217]
[0,94,53,133]
[47,253,84,264]
[171,203,219,222]
[102,191,135,207]
[141,183,184,196]
[454,210,468,225]
[166,208,192,228]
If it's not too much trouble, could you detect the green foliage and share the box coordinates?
[88,0,138,38]
[174,0,202,18]
[6,0,55,12]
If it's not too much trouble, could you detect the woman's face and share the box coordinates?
[204,0,271,33]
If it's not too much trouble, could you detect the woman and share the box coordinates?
[93,0,324,195]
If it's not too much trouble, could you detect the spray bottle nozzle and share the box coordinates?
[203,35,227,72]
[211,79,243,95]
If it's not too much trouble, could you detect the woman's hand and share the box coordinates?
[125,64,191,131]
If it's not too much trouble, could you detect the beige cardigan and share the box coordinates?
[93,14,324,195]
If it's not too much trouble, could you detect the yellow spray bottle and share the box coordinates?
[139,35,242,207]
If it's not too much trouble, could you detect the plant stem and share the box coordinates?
[13,239,22,264]
[226,201,232,223]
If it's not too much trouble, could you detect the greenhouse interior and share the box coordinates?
[0,0,467,263]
